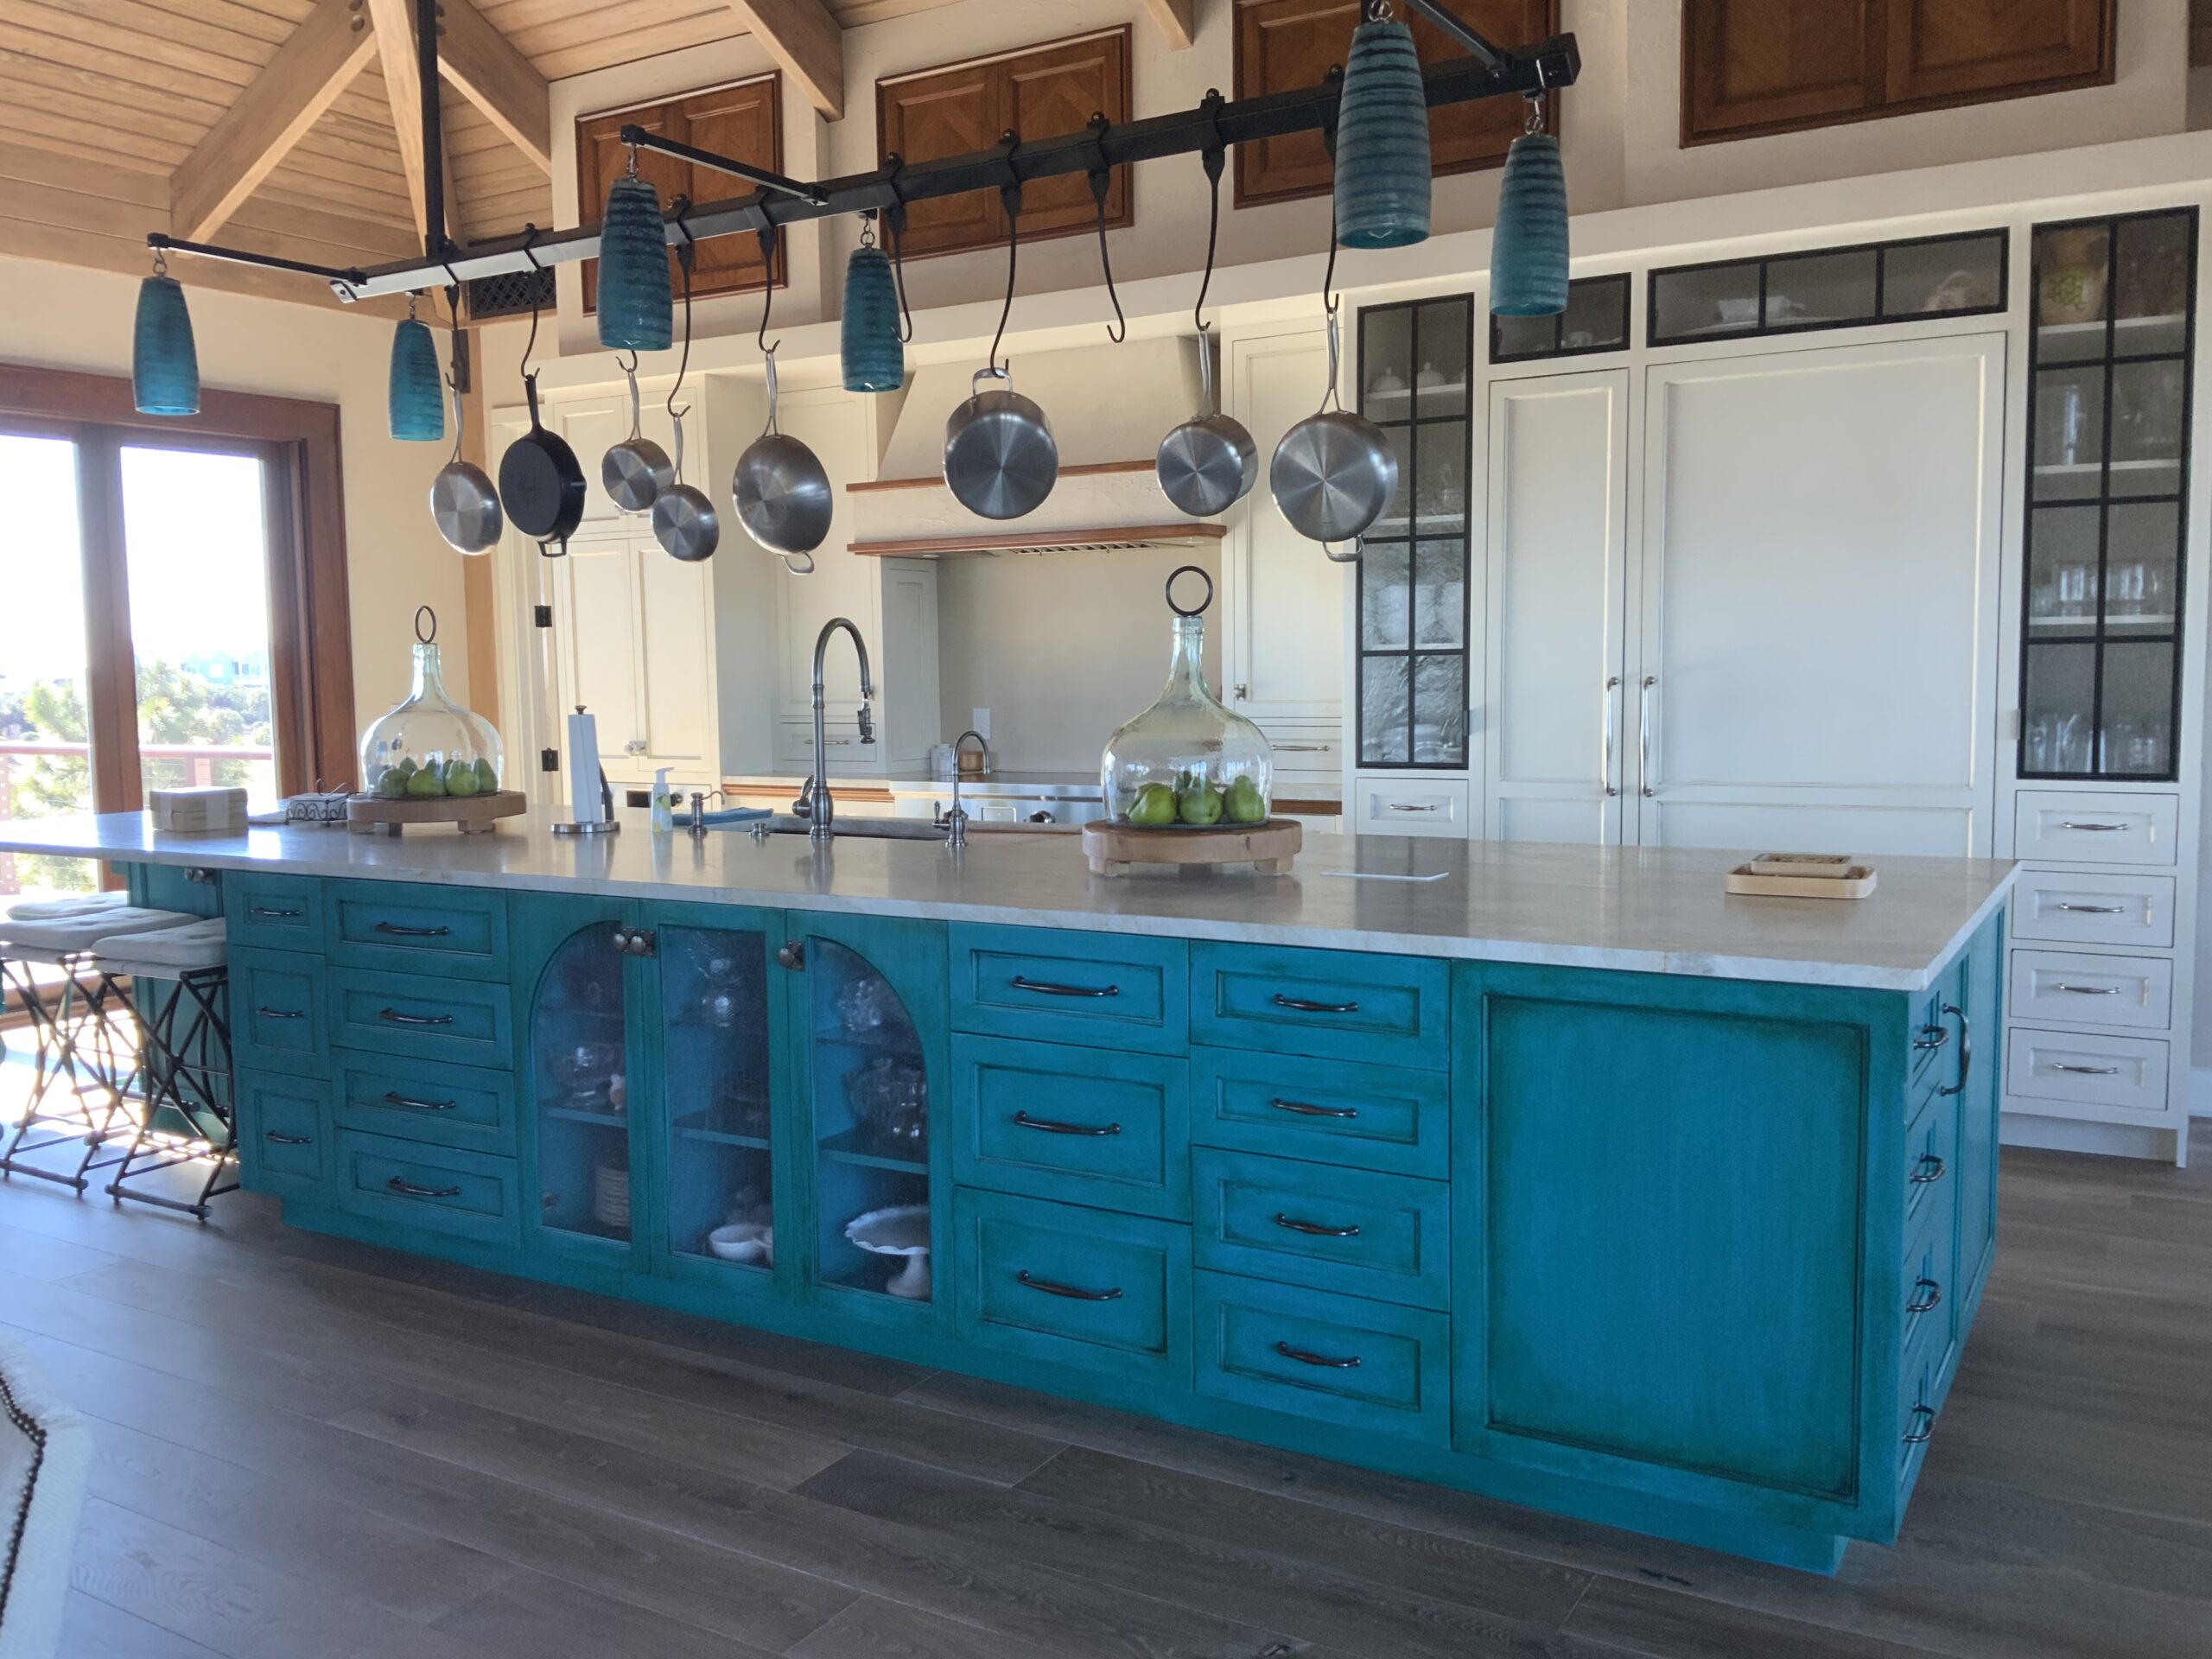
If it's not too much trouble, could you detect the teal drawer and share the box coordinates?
[950,924,1186,1052]
[1902,1192,1956,1376]
[950,1034,1188,1221]
[953,1188,1190,1384]
[333,1130,521,1247]
[1190,1049,1448,1179]
[1910,951,1967,1086]
[327,966,513,1068]
[1192,1147,1447,1310]
[1899,1283,1948,1490]
[1905,1090,1959,1232]
[235,1070,328,1203]
[224,874,324,954]
[230,950,327,1075]
[1193,1270,1449,1444]
[327,881,508,978]
[334,1050,516,1156]
[1191,943,1448,1071]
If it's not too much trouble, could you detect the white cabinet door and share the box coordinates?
[1630,335,2005,856]
[557,531,645,778]
[774,387,879,719]
[636,546,715,776]
[555,396,632,527]
[1484,369,1630,844]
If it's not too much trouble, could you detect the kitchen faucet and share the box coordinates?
[792,617,876,844]
[941,728,991,850]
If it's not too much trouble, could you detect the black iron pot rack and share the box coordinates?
[143,0,1577,307]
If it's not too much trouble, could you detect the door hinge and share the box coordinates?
[776,940,804,971]
[612,926,656,958]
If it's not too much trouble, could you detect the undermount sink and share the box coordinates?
[756,814,949,842]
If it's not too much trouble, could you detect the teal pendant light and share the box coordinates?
[1491,98,1569,316]
[1332,2,1431,251]
[388,296,445,440]
[841,217,904,392]
[597,148,673,352]
[131,252,199,417]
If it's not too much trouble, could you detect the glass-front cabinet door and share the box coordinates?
[2021,208,2196,781]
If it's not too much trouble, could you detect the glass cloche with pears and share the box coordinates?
[1101,567,1274,830]
[359,607,504,800]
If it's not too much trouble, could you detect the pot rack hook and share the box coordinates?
[988,131,1024,378]
[613,347,639,375]
[881,155,916,343]
[665,196,696,423]
[1322,540,1362,564]
[1193,89,1227,336]
[754,219,781,356]
[1085,113,1126,345]
[516,224,544,375]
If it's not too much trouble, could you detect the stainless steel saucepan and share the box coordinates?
[1269,304,1395,555]
[944,365,1058,521]
[429,371,502,556]
[601,354,673,515]
[1156,327,1255,518]
[651,407,720,563]
[734,347,833,562]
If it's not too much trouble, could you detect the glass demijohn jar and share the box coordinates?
[1101,567,1273,828]
[359,606,504,800]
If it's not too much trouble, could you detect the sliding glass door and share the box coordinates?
[0,431,95,905]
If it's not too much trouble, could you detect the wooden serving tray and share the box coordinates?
[347,790,527,836]
[1082,817,1301,877]
[1725,862,1878,899]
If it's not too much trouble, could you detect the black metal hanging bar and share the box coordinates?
[1397,0,1514,72]
[415,0,447,261]
[618,127,830,205]
[143,233,368,289]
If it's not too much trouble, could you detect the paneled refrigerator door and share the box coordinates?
[1483,369,1631,843]
[1630,336,2006,856]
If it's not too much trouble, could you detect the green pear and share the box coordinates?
[372,766,409,799]
[1226,777,1267,823]
[473,756,499,794]
[444,759,480,798]
[1127,782,1179,827]
[1178,781,1224,826]
[405,765,446,798]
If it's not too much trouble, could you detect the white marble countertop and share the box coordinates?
[0,812,2012,991]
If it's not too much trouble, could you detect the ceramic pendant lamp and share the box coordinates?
[841,218,904,392]
[388,296,445,440]
[1332,1,1432,251]
[1491,99,1569,316]
[132,252,199,417]
[596,149,673,352]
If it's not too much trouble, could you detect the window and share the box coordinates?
[1647,229,2006,347]
[1491,273,1630,363]
[577,75,785,314]
[876,29,1133,260]
[1233,0,1557,208]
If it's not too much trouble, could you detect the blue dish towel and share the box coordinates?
[681,807,773,830]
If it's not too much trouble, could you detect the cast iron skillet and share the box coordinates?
[499,371,586,552]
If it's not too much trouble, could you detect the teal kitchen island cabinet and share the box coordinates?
[20,813,2011,1573]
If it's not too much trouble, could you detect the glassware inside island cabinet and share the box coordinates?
[2021,209,2196,781]
[519,905,642,1268]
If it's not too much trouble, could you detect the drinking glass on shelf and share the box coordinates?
[2109,559,2147,618]
[2024,716,2052,772]
[2055,715,2090,773]
[2145,562,2173,620]
[2055,561,2095,620]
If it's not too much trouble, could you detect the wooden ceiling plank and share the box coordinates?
[363,0,430,236]
[26,0,289,69]
[723,0,844,119]
[169,0,379,240]
[9,9,263,92]
[435,0,553,174]
[1141,0,1197,50]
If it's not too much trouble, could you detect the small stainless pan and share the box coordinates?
[1270,305,1395,553]
[734,348,832,561]
[429,372,502,555]
[944,365,1058,521]
[1156,327,1255,518]
[601,355,673,514]
[651,407,720,563]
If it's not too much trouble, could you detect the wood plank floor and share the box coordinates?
[2,1144,2207,1659]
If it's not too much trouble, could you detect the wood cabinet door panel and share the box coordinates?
[577,105,683,315]
[1885,0,2111,103]
[1002,31,1132,238]
[1682,0,1878,141]
[877,60,1001,257]
[680,77,783,294]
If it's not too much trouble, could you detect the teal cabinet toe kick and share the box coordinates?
[130,855,2007,1577]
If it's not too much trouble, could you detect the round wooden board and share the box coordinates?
[1080,817,1301,877]
[347,790,528,836]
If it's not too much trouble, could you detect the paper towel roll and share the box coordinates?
[567,711,603,823]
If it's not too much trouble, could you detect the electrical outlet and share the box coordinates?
[970,708,991,741]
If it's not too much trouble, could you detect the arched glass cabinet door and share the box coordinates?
[528,918,634,1249]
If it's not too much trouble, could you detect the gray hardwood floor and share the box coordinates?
[3,1145,2207,1659]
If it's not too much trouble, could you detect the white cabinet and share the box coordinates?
[546,527,717,786]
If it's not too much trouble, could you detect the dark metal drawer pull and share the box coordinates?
[249,906,302,919]
[384,1090,459,1112]
[373,920,453,938]
[1903,1403,1936,1445]
[386,1176,462,1199]
[2051,1062,2121,1076]
[1938,1001,1971,1099]
[1275,1340,1361,1370]
[378,1007,455,1027]
[1268,1097,1358,1120]
[2050,982,2120,995]
[2053,902,2129,915]
[1274,1212,1361,1238]
[1010,975,1119,999]
[264,1131,312,1146]
[1910,1153,1947,1185]
[1911,1025,1948,1052]
[256,1006,306,1020]
[1272,993,1360,1014]
[1017,1269,1122,1301]
[1013,1110,1120,1137]
[1906,1277,1943,1315]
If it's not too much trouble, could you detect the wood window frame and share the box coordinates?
[0,365,355,809]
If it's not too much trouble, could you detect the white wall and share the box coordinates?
[0,253,473,731]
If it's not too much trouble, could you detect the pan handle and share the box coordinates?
[670,406,687,486]
[972,366,1011,398]
[523,369,543,429]
[762,346,781,438]
[623,357,645,442]
[1197,323,1217,419]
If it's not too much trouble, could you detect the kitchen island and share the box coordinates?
[0,812,2011,1573]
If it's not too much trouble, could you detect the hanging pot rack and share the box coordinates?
[138,0,1577,307]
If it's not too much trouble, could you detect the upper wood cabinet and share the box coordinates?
[1682,0,2115,145]
[577,74,785,312]
[1233,0,1558,208]
[876,28,1133,259]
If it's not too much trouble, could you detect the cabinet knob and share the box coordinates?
[776,941,805,971]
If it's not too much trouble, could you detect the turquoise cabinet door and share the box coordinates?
[785,911,950,1331]
[1954,911,2003,1306]
[1452,963,1899,1539]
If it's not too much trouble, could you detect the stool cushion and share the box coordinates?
[0,908,196,959]
[0,893,124,925]
[89,918,226,976]
[0,1333,92,1659]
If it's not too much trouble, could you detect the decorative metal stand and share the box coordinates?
[105,965,238,1221]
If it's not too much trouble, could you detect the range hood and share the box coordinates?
[850,337,1229,557]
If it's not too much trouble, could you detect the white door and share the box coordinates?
[1630,335,2005,856]
[1484,369,1630,843]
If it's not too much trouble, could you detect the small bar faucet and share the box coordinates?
[792,617,876,844]
[942,728,990,850]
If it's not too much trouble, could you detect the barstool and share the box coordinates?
[95,918,235,1219]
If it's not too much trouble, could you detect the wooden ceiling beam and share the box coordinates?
[725,0,845,121]
[1142,0,1198,50]
[434,0,553,175]
[168,0,379,241]
[364,0,429,237]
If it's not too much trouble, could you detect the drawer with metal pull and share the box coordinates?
[333,1051,517,1156]
[950,1034,1188,1219]
[225,874,325,953]
[1897,1271,1953,1490]
[236,1070,328,1202]
[949,924,1187,1051]
[951,1188,1189,1384]
[1192,1270,1449,1444]
[1350,773,1471,839]
[2012,791,2179,867]
[1190,1048,1448,1179]
[327,965,513,1067]
[1901,1185,1957,1373]
[1909,951,1969,1090]
[333,1130,520,1246]
[1192,1148,1447,1310]
[1904,1090,1959,1230]
[2008,949,2172,1033]
[2004,1027,2171,1119]
[231,949,328,1074]
[1191,942,1449,1070]
[327,881,509,977]
[2010,869,2177,950]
